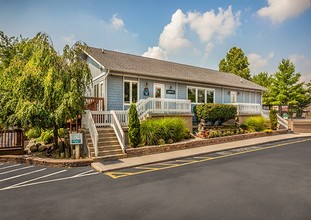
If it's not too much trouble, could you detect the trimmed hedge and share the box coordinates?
[194,103,237,125]
[128,103,141,148]
[269,109,278,130]
[140,117,190,146]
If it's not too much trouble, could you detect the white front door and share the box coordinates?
[154,83,164,109]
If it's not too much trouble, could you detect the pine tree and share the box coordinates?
[267,59,305,115]
[219,47,251,80]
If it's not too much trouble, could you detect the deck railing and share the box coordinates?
[136,98,192,120]
[111,111,125,153]
[86,111,99,157]
[0,129,24,149]
[85,97,105,111]
[230,103,262,115]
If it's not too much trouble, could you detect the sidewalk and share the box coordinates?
[92,133,311,172]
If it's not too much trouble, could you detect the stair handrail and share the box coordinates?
[277,114,288,129]
[87,111,99,157]
[111,110,125,153]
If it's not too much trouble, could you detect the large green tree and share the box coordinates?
[0,31,92,147]
[251,72,273,105]
[219,46,251,80]
[267,59,306,115]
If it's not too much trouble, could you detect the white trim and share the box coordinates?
[153,83,165,99]
[109,71,264,92]
[186,86,215,104]
[123,79,139,106]
[83,50,106,71]
[93,72,106,82]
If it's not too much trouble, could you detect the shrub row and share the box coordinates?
[194,103,237,125]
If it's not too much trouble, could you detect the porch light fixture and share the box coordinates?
[145,82,148,86]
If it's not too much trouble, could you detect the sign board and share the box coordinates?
[166,89,176,95]
[70,133,83,145]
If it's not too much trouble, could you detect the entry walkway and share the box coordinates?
[92,133,311,172]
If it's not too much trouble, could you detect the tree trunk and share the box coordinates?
[53,123,58,149]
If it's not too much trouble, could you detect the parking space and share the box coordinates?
[105,138,311,179]
[0,163,99,191]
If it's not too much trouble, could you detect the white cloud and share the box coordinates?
[111,14,124,29]
[289,54,311,82]
[142,46,168,60]
[143,6,240,61]
[248,52,274,73]
[62,34,76,45]
[258,0,311,24]
[205,42,214,57]
[159,9,190,53]
[187,6,241,42]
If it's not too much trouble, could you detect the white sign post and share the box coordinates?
[70,133,83,159]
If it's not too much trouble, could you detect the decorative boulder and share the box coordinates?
[38,144,48,152]
[24,139,36,154]
[30,145,38,152]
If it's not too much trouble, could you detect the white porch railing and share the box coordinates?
[111,110,125,153]
[277,114,289,129]
[136,98,192,120]
[86,110,99,157]
[230,103,262,115]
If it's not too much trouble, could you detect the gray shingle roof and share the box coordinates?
[87,47,265,91]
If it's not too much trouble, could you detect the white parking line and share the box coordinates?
[0,168,46,183]
[0,164,20,170]
[0,166,34,175]
[74,170,98,177]
[1,170,98,190]
[6,169,67,188]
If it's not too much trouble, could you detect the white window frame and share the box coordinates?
[230,91,237,103]
[124,80,138,105]
[186,86,215,104]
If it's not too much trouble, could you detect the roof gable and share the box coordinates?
[86,47,265,91]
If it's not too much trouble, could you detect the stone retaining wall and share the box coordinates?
[0,155,93,167]
[126,130,289,158]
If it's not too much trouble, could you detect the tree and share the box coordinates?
[128,103,141,147]
[0,32,92,148]
[219,46,251,80]
[266,59,306,115]
[251,72,273,105]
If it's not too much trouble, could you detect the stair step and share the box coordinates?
[89,145,121,152]
[92,154,126,161]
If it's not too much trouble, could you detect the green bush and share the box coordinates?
[269,109,278,130]
[194,103,237,125]
[25,127,41,139]
[128,103,141,148]
[37,130,54,144]
[141,117,190,146]
[243,116,266,132]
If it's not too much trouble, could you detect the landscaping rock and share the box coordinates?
[35,142,43,148]
[167,139,174,144]
[38,144,48,152]
[25,139,36,154]
[30,145,38,152]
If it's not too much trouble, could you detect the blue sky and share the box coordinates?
[1,0,311,82]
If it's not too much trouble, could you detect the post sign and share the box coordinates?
[70,133,83,145]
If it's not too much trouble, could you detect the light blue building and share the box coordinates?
[82,47,266,159]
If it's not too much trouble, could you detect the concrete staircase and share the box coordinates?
[85,127,126,161]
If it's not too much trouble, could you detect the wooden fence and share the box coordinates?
[0,129,24,149]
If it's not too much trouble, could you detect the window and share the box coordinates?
[187,87,214,103]
[124,81,138,104]
[187,88,196,103]
[230,91,237,103]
